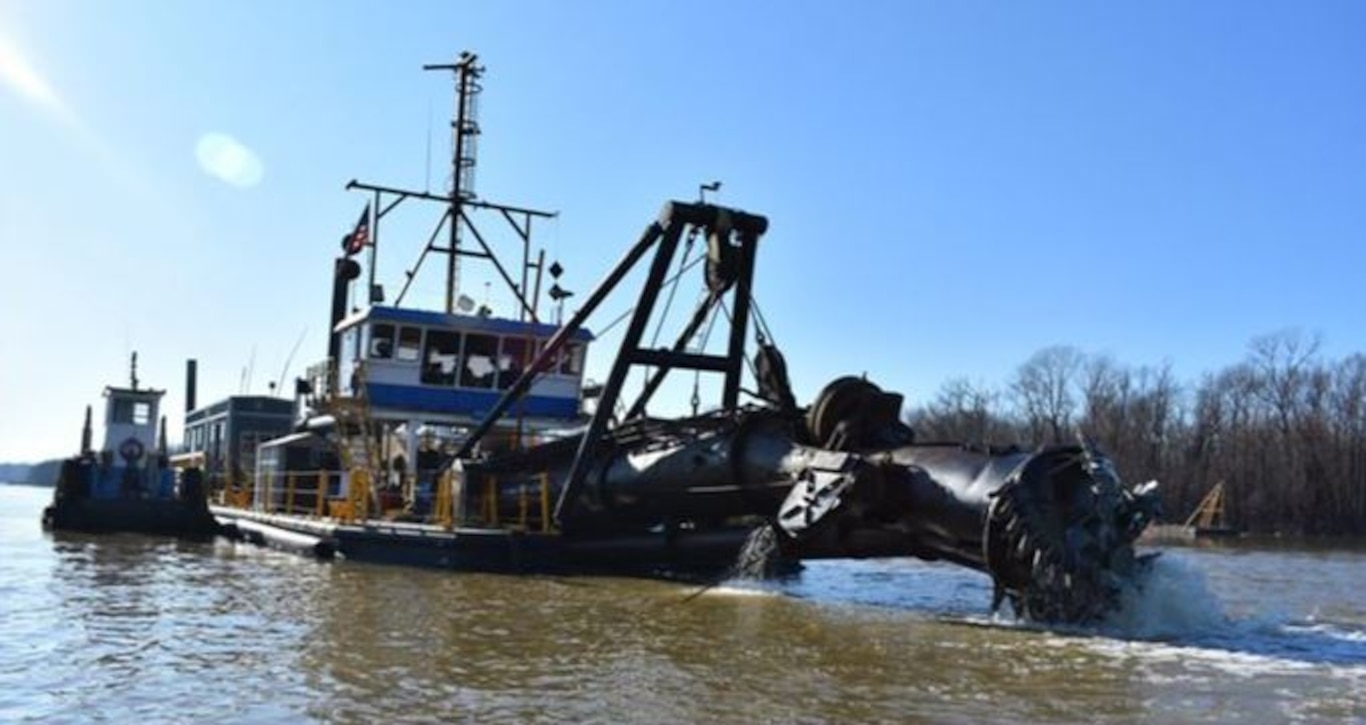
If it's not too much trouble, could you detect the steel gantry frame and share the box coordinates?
[453,201,769,528]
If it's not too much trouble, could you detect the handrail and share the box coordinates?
[483,475,499,525]
[435,469,454,530]
[213,469,349,519]
[208,466,562,532]
[349,468,371,523]
[539,472,552,533]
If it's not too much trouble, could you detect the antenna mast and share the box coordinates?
[346,51,556,322]
[424,51,483,313]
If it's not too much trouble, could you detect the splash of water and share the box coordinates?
[1102,554,1229,639]
[733,525,782,579]
[1081,553,1366,674]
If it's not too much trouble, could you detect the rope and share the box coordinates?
[595,305,636,339]
[717,298,761,384]
[681,294,727,415]
[649,229,697,349]
[589,254,707,341]
[751,298,777,347]
[645,230,698,402]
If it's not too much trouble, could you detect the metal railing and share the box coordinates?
[207,465,556,534]
[254,469,342,518]
[434,469,454,530]
[479,471,554,533]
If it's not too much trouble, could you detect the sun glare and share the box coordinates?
[0,34,64,113]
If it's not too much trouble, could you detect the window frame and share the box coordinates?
[370,322,396,360]
[421,329,463,387]
[395,325,424,364]
[459,332,500,389]
[497,336,533,389]
[559,342,585,376]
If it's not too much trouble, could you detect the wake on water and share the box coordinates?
[996,554,1366,674]
[1114,555,1364,666]
[711,540,1366,672]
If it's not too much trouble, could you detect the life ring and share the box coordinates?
[118,437,145,462]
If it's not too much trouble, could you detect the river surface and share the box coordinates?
[2,484,1363,723]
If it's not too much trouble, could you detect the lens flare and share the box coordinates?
[195,132,265,188]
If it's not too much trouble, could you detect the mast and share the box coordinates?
[424,52,483,313]
[346,51,554,320]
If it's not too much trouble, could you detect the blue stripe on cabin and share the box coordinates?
[336,306,594,341]
[365,383,581,420]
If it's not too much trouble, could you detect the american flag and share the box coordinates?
[343,203,371,256]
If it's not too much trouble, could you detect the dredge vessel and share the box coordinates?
[202,52,1160,623]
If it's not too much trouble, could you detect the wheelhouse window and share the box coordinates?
[498,337,531,389]
[422,330,461,386]
[396,326,423,363]
[560,343,585,376]
[132,401,151,425]
[530,339,557,374]
[461,333,499,389]
[370,323,395,359]
[111,399,134,424]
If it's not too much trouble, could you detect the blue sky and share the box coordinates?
[2,1,1363,460]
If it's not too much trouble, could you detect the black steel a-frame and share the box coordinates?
[453,201,769,526]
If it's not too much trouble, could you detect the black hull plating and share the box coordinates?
[212,507,791,581]
[43,498,220,539]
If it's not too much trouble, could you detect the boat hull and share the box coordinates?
[43,497,220,538]
[43,457,219,538]
[211,506,790,580]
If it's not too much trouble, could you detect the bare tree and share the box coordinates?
[1011,345,1083,444]
[904,333,1366,535]
[908,377,1014,444]
[1079,354,1127,449]
[1248,329,1322,437]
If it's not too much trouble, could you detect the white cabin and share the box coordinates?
[329,305,594,429]
[101,385,163,466]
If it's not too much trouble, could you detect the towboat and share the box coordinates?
[42,354,218,537]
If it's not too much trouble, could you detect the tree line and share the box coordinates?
[0,460,60,486]
[905,330,1366,536]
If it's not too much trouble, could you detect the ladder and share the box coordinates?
[328,363,382,520]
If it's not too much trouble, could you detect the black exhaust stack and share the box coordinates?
[328,258,363,364]
[80,405,93,455]
[185,359,198,413]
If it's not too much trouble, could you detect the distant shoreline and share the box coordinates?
[0,459,61,488]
